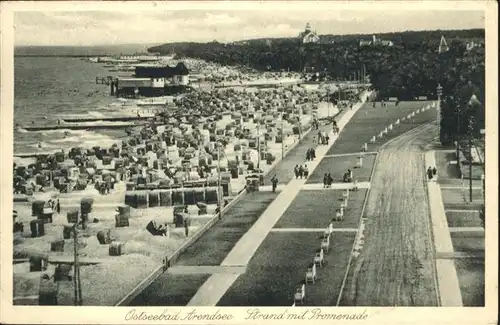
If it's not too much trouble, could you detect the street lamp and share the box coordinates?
[467,115,474,203]
[281,111,285,158]
[216,142,223,219]
[467,94,481,203]
[257,123,260,170]
[436,83,443,139]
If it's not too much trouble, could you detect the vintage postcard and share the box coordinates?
[0,1,497,324]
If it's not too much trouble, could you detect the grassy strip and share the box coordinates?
[172,191,279,266]
[274,189,367,229]
[445,211,482,228]
[435,150,462,179]
[441,188,483,203]
[128,274,211,306]
[217,232,356,306]
[306,155,376,184]
[327,101,433,155]
[450,233,485,253]
[454,258,485,306]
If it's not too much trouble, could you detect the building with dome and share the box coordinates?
[299,22,320,44]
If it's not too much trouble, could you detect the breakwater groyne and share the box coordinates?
[61,116,153,123]
[19,121,148,132]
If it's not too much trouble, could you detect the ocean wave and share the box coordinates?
[24,129,86,136]
[25,132,120,151]
[51,130,114,143]
[88,111,106,117]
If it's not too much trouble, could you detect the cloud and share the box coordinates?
[204,13,241,26]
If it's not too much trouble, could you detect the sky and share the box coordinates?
[13,7,485,46]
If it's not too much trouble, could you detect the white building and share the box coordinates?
[299,23,320,44]
[359,35,394,47]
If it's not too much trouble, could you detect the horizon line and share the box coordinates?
[14,27,485,48]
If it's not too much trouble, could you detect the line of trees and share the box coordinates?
[149,29,485,142]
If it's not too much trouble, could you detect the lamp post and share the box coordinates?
[257,123,260,170]
[72,222,82,305]
[468,116,474,203]
[436,84,443,140]
[217,143,223,218]
[281,111,285,158]
[73,226,78,306]
[467,94,481,203]
[455,98,461,162]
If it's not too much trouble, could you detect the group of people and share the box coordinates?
[95,181,112,195]
[47,198,61,214]
[316,130,330,145]
[323,173,334,188]
[294,164,309,179]
[427,166,438,181]
[306,148,316,161]
[343,169,353,183]
[312,118,320,130]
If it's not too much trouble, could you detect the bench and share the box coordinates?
[334,208,344,221]
[314,249,324,267]
[321,235,330,252]
[294,284,306,305]
[305,264,317,284]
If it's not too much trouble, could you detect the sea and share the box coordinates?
[14,57,143,156]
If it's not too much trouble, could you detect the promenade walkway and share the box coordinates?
[130,103,351,306]
[425,150,463,307]
[187,96,369,306]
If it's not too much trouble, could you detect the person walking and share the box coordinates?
[427,166,433,181]
[323,173,328,188]
[271,174,278,193]
[298,165,304,179]
[303,165,309,178]
[327,173,333,188]
[56,199,60,214]
[325,134,330,145]
[294,165,300,179]
[184,217,189,237]
[306,149,311,161]
[432,167,437,180]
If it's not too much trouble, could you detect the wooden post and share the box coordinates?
[469,123,473,203]
[281,112,284,158]
[257,124,260,169]
[217,145,223,218]
[73,227,78,306]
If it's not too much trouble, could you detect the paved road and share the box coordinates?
[341,123,439,306]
